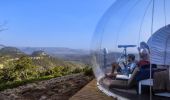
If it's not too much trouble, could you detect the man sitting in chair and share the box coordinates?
[107,54,137,79]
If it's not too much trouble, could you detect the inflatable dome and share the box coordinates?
[91,0,170,99]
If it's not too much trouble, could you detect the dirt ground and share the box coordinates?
[0,73,93,100]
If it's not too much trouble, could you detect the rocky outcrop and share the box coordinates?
[0,73,93,100]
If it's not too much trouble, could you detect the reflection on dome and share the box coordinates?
[91,0,170,99]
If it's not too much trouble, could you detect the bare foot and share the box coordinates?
[105,73,117,79]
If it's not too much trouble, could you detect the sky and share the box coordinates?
[0,0,114,49]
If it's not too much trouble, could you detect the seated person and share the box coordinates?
[137,41,150,67]
[134,42,153,81]
[107,54,137,78]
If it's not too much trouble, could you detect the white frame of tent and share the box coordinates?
[147,24,170,97]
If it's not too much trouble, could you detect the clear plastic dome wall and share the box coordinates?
[91,0,170,99]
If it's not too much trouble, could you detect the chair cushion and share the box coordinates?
[100,77,128,89]
[128,67,140,87]
[109,79,128,89]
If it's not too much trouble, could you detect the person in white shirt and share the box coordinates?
[137,42,150,67]
[138,41,150,61]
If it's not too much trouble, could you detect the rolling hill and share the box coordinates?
[0,47,26,58]
[0,46,86,71]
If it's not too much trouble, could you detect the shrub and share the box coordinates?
[72,68,83,74]
[83,67,93,76]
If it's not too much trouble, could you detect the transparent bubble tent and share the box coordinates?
[91,0,170,100]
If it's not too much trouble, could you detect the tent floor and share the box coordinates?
[110,88,169,100]
[100,77,170,100]
[70,79,169,100]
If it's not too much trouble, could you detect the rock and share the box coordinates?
[39,95,47,100]
[9,93,19,99]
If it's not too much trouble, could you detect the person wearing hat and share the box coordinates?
[137,41,150,67]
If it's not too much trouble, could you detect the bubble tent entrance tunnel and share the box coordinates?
[91,0,170,100]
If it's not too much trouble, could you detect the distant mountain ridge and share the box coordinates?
[31,50,48,57]
[0,46,85,70]
[18,47,91,65]
[0,45,91,65]
[0,44,6,49]
[18,47,89,55]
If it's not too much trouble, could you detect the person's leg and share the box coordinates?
[111,63,115,73]
[112,62,119,73]
[106,63,119,78]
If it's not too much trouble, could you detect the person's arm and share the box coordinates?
[130,63,136,73]
[138,47,142,58]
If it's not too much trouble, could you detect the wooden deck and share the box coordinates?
[70,79,170,100]
[69,79,115,100]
